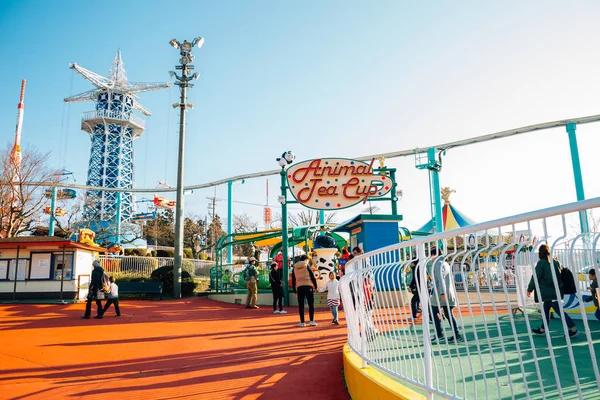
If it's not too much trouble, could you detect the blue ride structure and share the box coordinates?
[64,50,170,242]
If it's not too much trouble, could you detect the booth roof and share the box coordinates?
[0,236,106,252]
[331,214,404,233]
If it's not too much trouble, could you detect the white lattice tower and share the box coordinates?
[65,50,170,225]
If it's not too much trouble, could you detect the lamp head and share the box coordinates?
[169,39,180,49]
[169,71,176,78]
[192,37,205,48]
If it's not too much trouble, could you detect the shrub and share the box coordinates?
[110,271,157,283]
[198,252,209,260]
[182,260,195,277]
[150,250,157,257]
[157,249,175,257]
[183,248,193,259]
[150,265,195,297]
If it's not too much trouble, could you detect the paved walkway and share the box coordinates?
[0,297,350,400]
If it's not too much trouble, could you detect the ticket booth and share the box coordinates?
[332,214,404,253]
[0,237,105,300]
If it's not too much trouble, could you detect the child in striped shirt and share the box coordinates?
[320,271,340,325]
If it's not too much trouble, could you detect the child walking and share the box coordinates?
[102,277,121,317]
[320,271,340,325]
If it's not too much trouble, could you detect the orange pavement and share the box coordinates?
[0,297,350,400]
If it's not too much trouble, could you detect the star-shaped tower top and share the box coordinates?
[64,50,170,116]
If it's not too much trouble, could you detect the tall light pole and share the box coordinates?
[169,37,204,298]
[276,151,295,306]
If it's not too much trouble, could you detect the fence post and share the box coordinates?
[418,243,434,399]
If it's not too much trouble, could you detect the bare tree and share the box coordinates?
[232,212,259,258]
[288,210,337,227]
[0,146,60,238]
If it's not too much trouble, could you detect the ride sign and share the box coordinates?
[286,158,394,210]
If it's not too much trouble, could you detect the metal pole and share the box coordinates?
[49,186,57,236]
[12,245,20,300]
[390,169,398,215]
[60,245,66,302]
[281,169,289,306]
[173,73,187,299]
[319,210,325,233]
[566,123,589,233]
[417,243,434,400]
[115,191,122,243]
[227,180,232,264]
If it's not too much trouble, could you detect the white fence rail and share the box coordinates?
[99,256,215,278]
[340,197,600,399]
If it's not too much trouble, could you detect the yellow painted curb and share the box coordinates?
[343,343,425,400]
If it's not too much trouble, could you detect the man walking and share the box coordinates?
[430,248,462,343]
[82,260,105,319]
[244,257,259,309]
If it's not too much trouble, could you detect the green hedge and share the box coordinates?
[110,272,158,283]
[150,265,197,297]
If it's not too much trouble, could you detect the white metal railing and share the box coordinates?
[340,197,600,399]
[82,110,146,129]
[99,256,215,278]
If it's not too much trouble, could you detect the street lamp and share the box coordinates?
[277,151,294,306]
[169,36,204,298]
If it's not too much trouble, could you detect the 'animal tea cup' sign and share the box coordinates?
[286,158,394,210]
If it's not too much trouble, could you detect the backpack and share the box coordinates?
[244,266,253,282]
[561,267,577,295]
[100,272,111,293]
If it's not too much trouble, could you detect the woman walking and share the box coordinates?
[292,255,318,327]
[269,261,286,314]
[527,244,578,338]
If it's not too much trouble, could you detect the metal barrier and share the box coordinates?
[210,261,274,293]
[100,256,215,278]
[340,197,600,399]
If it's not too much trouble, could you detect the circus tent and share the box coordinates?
[417,189,476,233]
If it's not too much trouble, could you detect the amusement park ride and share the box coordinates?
[64,50,170,243]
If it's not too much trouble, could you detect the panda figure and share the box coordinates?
[276,151,295,168]
[311,235,339,290]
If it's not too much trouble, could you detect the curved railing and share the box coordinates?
[82,110,146,130]
[340,197,600,399]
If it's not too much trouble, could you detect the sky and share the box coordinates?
[1,1,600,234]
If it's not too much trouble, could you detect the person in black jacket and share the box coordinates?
[409,259,421,319]
[82,260,105,319]
[269,261,286,314]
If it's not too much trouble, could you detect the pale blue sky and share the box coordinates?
[1,1,600,231]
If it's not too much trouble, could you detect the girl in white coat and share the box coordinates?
[320,272,341,325]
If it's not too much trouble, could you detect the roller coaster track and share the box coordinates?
[16,113,600,193]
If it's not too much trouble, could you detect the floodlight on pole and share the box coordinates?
[192,37,205,48]
[169,36,204,299]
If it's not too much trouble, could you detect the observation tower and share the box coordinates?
[65,51,170,238]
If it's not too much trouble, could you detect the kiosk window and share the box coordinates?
[8,259,28,281]
[53,253,74,280]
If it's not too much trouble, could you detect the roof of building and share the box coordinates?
[0,236,106,252]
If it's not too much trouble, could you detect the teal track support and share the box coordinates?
[428,148,443,234]
[48,187,57,236]
[566,123,589,233]
[115,191,122,243]
[281,169,290,306]
[227,180,233,264]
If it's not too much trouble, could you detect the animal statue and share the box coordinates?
[276,151,295,168]
[310,234,340,290]
[441,187,456,204]
[78,228,98,246]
